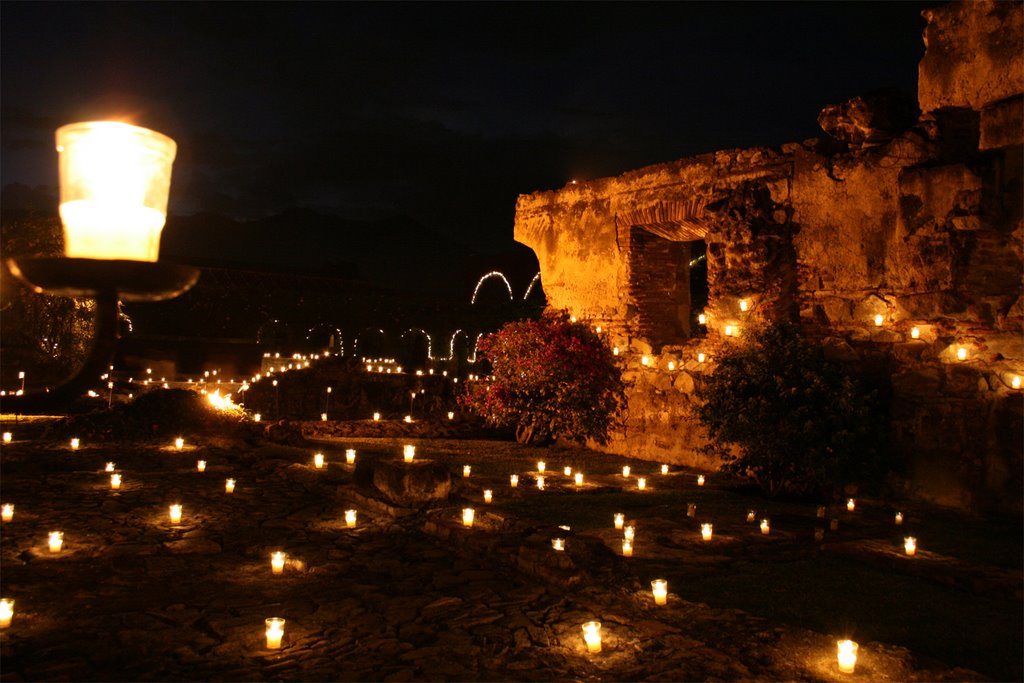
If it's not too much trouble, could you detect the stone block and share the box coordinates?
[372,460,452,507]
[980,96,1024,149]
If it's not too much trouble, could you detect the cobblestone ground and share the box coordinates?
[0,434,997,681]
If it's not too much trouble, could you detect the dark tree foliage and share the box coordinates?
[694,322,888,499]
[460,311,624,445]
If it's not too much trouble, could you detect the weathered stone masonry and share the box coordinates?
[514,1,1023,513]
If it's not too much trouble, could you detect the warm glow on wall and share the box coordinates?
[56,121,177,261]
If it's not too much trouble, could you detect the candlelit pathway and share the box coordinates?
[0,432,1013,681]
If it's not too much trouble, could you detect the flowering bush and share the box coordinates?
[461,311,624,445]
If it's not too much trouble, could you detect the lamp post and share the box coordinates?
[2,120,198,414]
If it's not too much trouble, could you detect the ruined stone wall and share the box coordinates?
[514,0,1023,513]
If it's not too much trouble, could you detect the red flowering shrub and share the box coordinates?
[460,311,624,445]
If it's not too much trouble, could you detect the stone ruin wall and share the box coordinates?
[513,0,1023,513]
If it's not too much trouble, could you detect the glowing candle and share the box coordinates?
[0,599,12,628]
[746,509,756,522]
[641,355,650,366]
[830,518,840,531]
[739,299,749,312]
[373,412,381,421]
[697,352,706,363]
[661,464,669,474]
[169,504,182,524]
[265,618,285,649]
[345,449,356,465]
[563,466,572,476]
[957,346,968,361]
[623,525,635,541]
[403,445,415,463]
[462,508,475,527]
[537,476,545,490]
[70,438,80,450]
[687,503,697,518]
[105,462,115,472]
[582,621,602,653]
[724,326,736,337]
[463,465,472,478]
[701,523,713,541]
[911,326,921,339]
[697,474,705,486]
[622,465,631,477]
[552,538,565,551]
[48,531,64,553]
[1,504,12,522]
[837,640,858,674]
[651,579,668,605]
[321,413,328,421]
[760,519,770,535]
[613,346,619,356]
[846,498,855,512]
[574,472,584,486]
[622,538,633,557]
[668,361,676,371]
[271,551,286,574]
[484,489,493,503]
[404,415,412,423]
[814,528,824,541]
[110,473,122,490]
[895,511,904,525]
[345,509,357,528]
[447,411,455,420]
[2,432,11,443]
[873,313,884,327]
[637,477,647,490]
[816,506,826,518]
[174,438,184,450]
[510,474,519,487]
[698,313,707,325]
[904,536,917,556]
[225,478,236,493]
[537,461,546,473]
[1011,375,1022,389]
[197,460,207,472]
[254,413,261,422]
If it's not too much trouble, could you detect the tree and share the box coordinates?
[460,311,624,445]
[694,322,888,499]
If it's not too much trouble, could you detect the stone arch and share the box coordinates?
[306,324,344,355]
[354,328,386,359]
[471,271,514,305]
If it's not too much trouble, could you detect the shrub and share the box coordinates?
[460,311,624,445]
[694,322,887,499]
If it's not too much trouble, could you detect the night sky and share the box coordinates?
[2,1,934,255]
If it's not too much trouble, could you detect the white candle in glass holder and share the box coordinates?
[816,505,826,518]
[70,438,80,450]
[483,489,493,503]
[110,473,122,490]
[345,449,356,465]
[661,464,669,474]
[403,445,415,462]
[174,438,184,450]
[1,504,12,522]
[321,413,328,421]
[265,618,285,649]
[536,461,546,473]
[904,536,917,556]
[169,504,182,524]
[345,509,357,528]
[614,513,624,529]
[837,640,858,674]
[623,525,635,541]
[563,466,572,476]
[574,472,583,486]
[697,474,705,486]
[873,313,884,327]
[373,412,381,421]
[536,476,545,490]
[271,551,286,574]
[254,413,261,422]
[552,538,565,552]
[105,462,115,472]
[701,523,713,541]
[622,465,631,477]
[510,474,519,487]
[0,599,12,628]
[957,346,968,361]
[746,510,756,523]
[404,415,412,423]
[48,531,64,552]
[651,579,668,605]
[760,519,770,535]
[895,512,904,525]
[911,326,921,339]
[463,465,471,478]
[846,498,855,512]
[637,477,647,490]
[313,453,324,469]
[582,621,602,653]
[622,538,633,557]
[2,432,11,443]
[197,460,207,472]
[462,508,475,527]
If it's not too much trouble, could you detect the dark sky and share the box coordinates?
[2,1,934,253]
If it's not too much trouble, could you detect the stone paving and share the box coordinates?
[0,431,1000,681]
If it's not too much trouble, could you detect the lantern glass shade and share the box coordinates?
[56,121,177,261]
